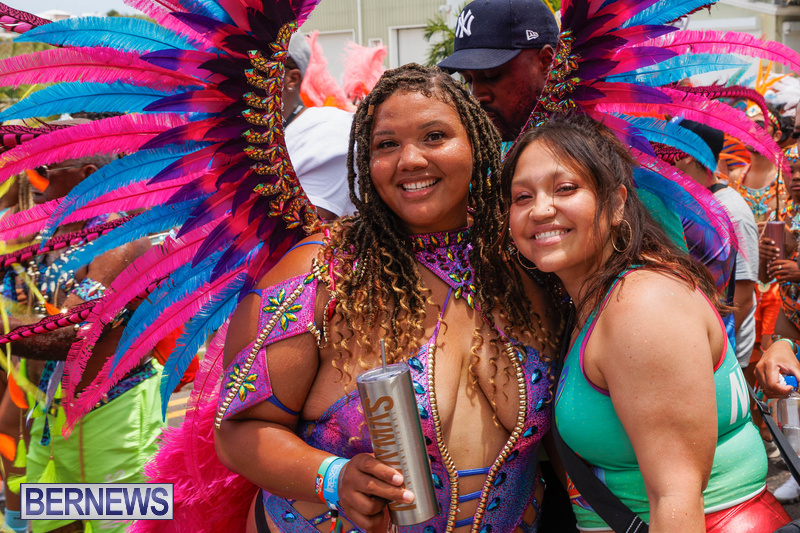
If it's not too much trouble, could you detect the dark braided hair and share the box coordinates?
[323,63,556,387]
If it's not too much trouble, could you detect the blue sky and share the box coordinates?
[14,0,136,16]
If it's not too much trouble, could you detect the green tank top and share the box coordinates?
[554,269,767,530]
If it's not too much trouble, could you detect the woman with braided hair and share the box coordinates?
[214,63,561,532]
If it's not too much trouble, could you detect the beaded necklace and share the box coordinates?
[739,171,784,221]
[409,227,537,531]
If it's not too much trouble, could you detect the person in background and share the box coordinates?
[0,151,162,533]
[754,144,800,503]
[0,170,34,532]
[672,120,759,375]
[283,34,356,220]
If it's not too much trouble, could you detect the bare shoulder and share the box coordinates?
[256,233,326,289]
[597,269,712,343]
[224,233,325,366]
[606,269,699,313]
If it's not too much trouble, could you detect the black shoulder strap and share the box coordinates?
[553,306,648,533]
[749,383,800,482]
[553,427,648,533]
[708,183,727,194]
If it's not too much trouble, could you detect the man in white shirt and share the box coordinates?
[283,34,355,220]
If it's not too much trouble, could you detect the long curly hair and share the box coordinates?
[322,63,556,391]
[500,113,725,318]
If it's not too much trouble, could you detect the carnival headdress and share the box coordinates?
[0,0,797,529]
[0,0,797,427]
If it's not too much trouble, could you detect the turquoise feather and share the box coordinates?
[15,16,194,53]
[114,248,234,363]
[159,273,245,415]
[0,82,178,122]
[41,142,213,241]
[618,115,717,171]
[60,199,205,273]
[607,54,748,87]
[182,0,234,25]
[623,0,721,28]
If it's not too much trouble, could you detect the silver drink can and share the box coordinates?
[356,362,439,526]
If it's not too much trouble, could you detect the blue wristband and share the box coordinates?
[5,510,28,532]
[322,458,349,509]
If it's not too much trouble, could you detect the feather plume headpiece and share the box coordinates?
[0,0,796,529]
[342,40,387,103]
[300,31,353,110]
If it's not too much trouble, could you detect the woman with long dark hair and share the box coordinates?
[502,114,789,532]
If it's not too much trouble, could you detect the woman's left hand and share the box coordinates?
[767,259,800,282]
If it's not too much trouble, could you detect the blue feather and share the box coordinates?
[607,54,749,87]
[633,167,701,227]
[114,241,260,367]
[159,272,245,414]
[181,0,234,25]
[623,0,721,28]
[60,199,205,273]
[726,68,755,89]
[615,115,718,171]
[114,249,225,365]
[0,82,179,122]
[15,17,195,53]
[41,142,213,241]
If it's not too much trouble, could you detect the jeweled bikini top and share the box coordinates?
[217,228,554,532]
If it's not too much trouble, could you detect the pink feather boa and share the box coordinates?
[131,325,257,533]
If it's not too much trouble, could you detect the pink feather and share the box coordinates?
[124,0,188,13]
[300,31,353,110]
[214,0,251,33]
[645,30,800,74]
[0,114,186,182]
[633,148,737,247]
[596,87,785,172]
[576,0,659,44]
[0,199,59,241]
[123,0,214,52]
[0,173,198,242]
[112,269,242,380]
[293,0,323,26]
[70,267,243,425]
[131,324,256,533]
[342,40,386,103]
[0,47,207,91]
[62,225,219,425]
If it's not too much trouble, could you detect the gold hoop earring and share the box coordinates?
[510,244,539,271]
[612,219,632,253]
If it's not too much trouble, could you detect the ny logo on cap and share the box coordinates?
[526,30,539,40]
[456,10,475,38]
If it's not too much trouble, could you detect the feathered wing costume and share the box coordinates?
[522,0,800,293]
[0,0,798,530]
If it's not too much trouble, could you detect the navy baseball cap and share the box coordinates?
[438,0,559,71]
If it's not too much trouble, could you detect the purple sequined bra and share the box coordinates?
[216,229,554,532]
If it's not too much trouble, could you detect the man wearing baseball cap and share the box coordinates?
[438,0,558,141]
